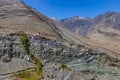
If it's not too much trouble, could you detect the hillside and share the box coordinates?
[1,0,120,59]
[59,11,120,59]
[0,0,64,40]
[0,0,119,60]
[0,0,120,80]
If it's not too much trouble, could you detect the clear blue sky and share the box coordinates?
[23,0,120,19]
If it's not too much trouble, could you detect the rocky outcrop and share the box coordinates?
[0,33,22,61]
[30,34,120,80]
[30,38,83,63]
[0,33,34,79]
[0,32,119,80]
[0,58,34,75]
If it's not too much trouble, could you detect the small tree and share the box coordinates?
[35,58,43,74]
[20,31,29,53]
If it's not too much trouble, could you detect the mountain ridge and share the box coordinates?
[0,0,65,41]
[55,11,120,59]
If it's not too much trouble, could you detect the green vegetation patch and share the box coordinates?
[20,31,29,53]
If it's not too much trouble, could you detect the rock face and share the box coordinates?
[0,33,34,79]
[30,38,83,63]
[0,33,22,61]
[0,32,119,80]
[0,58,34,75]
[30,34,120,80]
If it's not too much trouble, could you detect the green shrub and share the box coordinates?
[29,52,35,60]
[20,31,44,77]
[60,64,67,69]
[35,64,42,74]
[34,58,43,74]
[17,70,30,78]
[20,31,29,53]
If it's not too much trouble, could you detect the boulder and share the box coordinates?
[1,54,11,62]
[23,55,32,62]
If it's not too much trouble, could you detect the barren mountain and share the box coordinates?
[0,0,120,80]
[60,16,93,35]
[0,0,64,40]
[88,11,120,37]
[59,11,120,59]
[87,12,120,59]
[0,0,119,60]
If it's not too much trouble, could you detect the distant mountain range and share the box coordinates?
[59,11,120,43]
[60,11,120,36]
[60,16,93,35]
[53,11,120,59]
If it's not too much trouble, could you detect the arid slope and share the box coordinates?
[0,0,120,59]
[0,0,63,40]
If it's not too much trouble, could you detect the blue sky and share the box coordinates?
[23,0,120,19]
